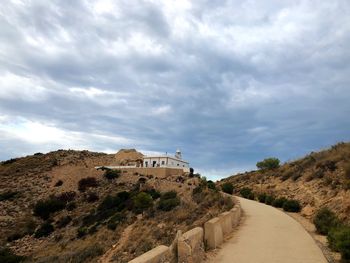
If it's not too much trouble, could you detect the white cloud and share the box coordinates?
[0,117,133,151]
[0,72,49,101]
[69,87,129,105]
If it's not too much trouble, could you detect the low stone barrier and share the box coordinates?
[128,195,242,263]
[177,227,205,263]
[204,217,224,250]
[129,245,171,263]
[219,211,233,236]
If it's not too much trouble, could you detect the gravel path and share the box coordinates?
[209,197,328,263]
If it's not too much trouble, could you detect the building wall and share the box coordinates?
[143,157,189,169]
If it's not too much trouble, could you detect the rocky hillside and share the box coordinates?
[0,149,232,263]
[221,142,350,223]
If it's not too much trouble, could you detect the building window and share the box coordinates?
[145,161,148,167]
[161,161,165,165]
[177,164,179,166]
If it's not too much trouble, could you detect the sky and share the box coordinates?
[1,0,350,180]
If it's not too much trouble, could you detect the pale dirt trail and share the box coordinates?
[208,197,328,263]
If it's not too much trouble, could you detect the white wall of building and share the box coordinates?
[143,156,189,169]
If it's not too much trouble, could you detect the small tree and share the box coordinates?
[34,222,54,238]
[282,200,301,212]
[133,192,153,212]
[240,188,254,199]
[313,208,339,235]
[221,182,233,194]
[104,169,121,180]
[256,158,280,170]
[207,180,216,190]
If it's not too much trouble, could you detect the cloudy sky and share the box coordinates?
[1,0,350,179]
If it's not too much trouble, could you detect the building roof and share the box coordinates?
[143,155,189,164]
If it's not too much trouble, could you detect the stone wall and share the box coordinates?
[128,195,242,263]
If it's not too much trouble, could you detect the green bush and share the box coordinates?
[103,169,121,180]
[34,198,66,220]
[143,189,161,200]
[56,191,76,203]
[207,180,216,190]
[0,247,25,263]
[66,202,76,211]
[158,191,180,211]
[328,225,350,261]
[240,188,254,199]
[314,208,339,235]
[272,197,288,208]
[86,192,99,203]
[256,157,280,170]
[282,200,301,212]
[54,180,63,187]
[77,227,88,238]
[0,191,19,202]
[78,177,98,192]
[257,193,267,203]
[221,182,233,194]
[133,192,153,212]
[34,222,54,238]
[265,195,275,205]
[56,216,72,228]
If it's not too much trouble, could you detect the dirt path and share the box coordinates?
[98,224,134,263]
[208,197,328,263]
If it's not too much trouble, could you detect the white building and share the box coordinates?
[143,149,189,171]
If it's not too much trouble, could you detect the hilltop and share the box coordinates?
[221,142,350,223]
[0,149,232,262]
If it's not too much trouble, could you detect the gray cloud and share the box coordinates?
[1,0,350,179]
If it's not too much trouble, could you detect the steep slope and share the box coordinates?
[0,149,231,262]
[221,142,350,223]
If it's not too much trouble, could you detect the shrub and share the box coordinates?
[86,192,99,203]
[98,195,123,212]
[265,195,275,205]
[34,222,54,238]
[272,197,288,208]
[158,197,180,211]
[158,191,180,211]
[77,227,88,238]
[144,189,161,200]
[0,191,19,201]
[107,221,117,230]
[2,158,18,165]
[78,177,98,192]
[54,180,63,187]
[221,182,233,194]
[133,192,153,212]
[56,191,76,203]
[256,157,280,170]
[240,188,254,199]
[314,208,339,235]
[56,216,72,228]
[207,180,216,190]
[282,200,301,212]
[257,193,267,203]
[328,225,350,261]
[34,198,66,220]
[7,219,37,242]
[66,202,76,211]
[161,191,177,200]
[104,169,121,180]
[0,247,25,263]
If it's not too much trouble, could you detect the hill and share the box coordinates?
[221,142,350,223]
[0,149,232,262]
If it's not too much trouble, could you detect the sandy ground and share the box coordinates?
[207,197,328,263]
